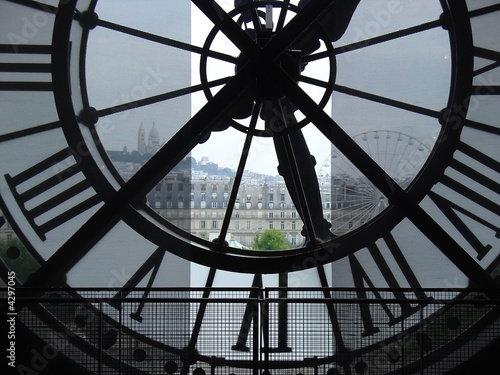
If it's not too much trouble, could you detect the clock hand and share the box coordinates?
[201,0,348,124]
[264,99,333,245]
[296,0,360,53]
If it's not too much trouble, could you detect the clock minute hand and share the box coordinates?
[265,99,333,245]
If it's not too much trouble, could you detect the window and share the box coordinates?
[246,202,251,209]
[200,201,206,208]
[200,221,206,229]
[246,221,251,230]
[201,184,206,191]
[291,221,297,230]
[291,235,297,246]
[167,183,173,191]
[190,193,194,201]
[268,212,274,218]
[269,221,274,229]
[291,211,297,219]
[212,220,218,229]
[201,192,206,200]
[212,201,217,208]
[235,221,240,230]
[280,211,285,218]
[280,221,285,230]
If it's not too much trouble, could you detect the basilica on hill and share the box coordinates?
[137,122,163,155]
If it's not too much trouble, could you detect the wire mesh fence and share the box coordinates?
[4,287,499,375]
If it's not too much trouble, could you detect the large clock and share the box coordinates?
[1,0,499,374]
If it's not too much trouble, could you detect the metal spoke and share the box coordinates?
[275,0,291,32]
[333,84,440,118]
[97,19,238,64]
[0,121,61,142]
[95,77,231,118]
[335,19,442,55]
[218,101,260,244]
[299,75,330,89]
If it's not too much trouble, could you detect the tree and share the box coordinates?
[253,229,289,250]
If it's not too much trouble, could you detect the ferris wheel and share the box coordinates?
[319,131,433,235]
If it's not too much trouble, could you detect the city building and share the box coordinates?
[0,211,16,243]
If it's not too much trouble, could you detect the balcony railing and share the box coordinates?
[4,287,499,375]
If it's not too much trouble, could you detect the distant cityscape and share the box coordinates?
[106,123,387,248]
[0,123,424,250]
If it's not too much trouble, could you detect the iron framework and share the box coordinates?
[4,287,499,375]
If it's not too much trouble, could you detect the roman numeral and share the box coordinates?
[232,274,263,352]
[109,248,165,322]
[349,234,431,337]
[473,46,500,77]
[427,141,500,260]
[5,147,101,240]
[0,44,52,91]
[469,5,500,94]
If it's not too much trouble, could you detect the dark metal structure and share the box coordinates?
[7,287,500,375]
[1,1,500,374]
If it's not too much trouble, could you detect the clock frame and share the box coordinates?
[1,0,499,374]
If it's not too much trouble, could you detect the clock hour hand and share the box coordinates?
[295,0,360,54]
[263,99,333,245]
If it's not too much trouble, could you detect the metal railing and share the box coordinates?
[5,287,499,375]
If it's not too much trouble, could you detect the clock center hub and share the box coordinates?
[235,31,304,101]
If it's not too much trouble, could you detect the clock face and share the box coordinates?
[1,0,499,374]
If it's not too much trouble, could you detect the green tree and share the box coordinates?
[253,229,289,250]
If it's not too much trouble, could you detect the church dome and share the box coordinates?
[148,123,160,144]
